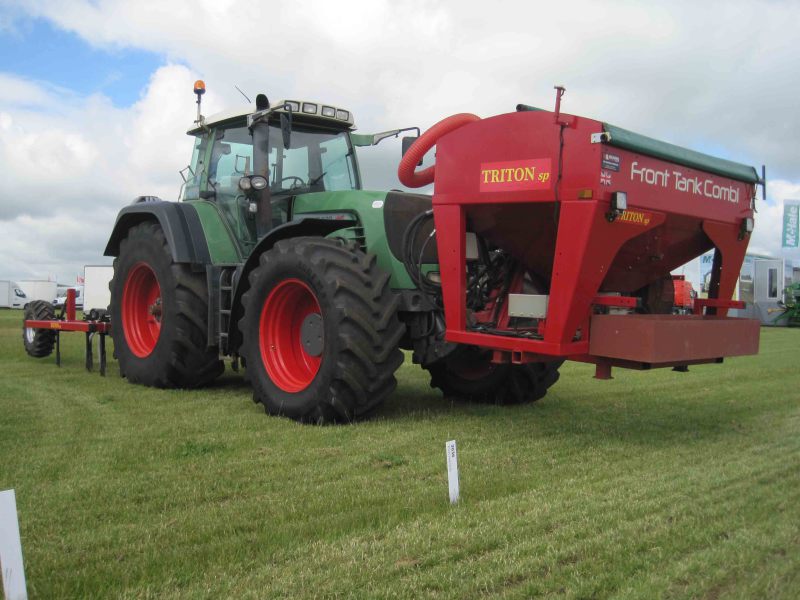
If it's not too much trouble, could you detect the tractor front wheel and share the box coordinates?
[110,222,223,388]
[22,300,56,358]
[427,346,562,405]
[239,237,404,423]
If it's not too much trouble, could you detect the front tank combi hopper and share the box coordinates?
[399,91,763,378]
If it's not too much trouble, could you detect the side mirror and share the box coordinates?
[402,136,422,166]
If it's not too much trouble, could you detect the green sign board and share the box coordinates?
[783,201,800,248]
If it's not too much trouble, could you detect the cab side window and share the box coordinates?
[181,135,208,201]
[320,135,357,191]
[209,125,254,188]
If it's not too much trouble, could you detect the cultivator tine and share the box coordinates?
[85,332,93,372]
[55,331,61,367]
[99,334,106,377]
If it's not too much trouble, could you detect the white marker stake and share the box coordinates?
[446,440,460,504]
[0,489,28,600]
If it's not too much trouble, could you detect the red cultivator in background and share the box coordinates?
[22,289,110,374]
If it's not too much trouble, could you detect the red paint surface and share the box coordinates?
[122,262,162,358]
[258,278,322,393]
[427,107,757,364]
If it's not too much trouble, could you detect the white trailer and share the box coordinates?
[0,280,28,308]
[83,265,114,312]
[17,280,57,304]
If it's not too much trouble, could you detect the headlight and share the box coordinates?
[302,102,318,114]
[321,106,335,117]
[336,109,349,121]
[251,176,268,190]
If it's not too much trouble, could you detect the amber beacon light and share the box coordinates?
[193,80,206,123]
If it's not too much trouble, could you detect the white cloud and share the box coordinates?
[0,64,217,281]
[0,73,59,108]
[1,0,799,283]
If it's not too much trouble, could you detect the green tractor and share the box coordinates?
[104,83,561,422]
[772,282,800,327]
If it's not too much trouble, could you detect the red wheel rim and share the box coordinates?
[259,279,323,393]
[122,262,162,358]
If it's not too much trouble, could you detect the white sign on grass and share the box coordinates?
[0,489,28,600]
[446,440,460,504]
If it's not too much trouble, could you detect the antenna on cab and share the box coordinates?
[235,85,251,104]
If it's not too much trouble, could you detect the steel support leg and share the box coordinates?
[594,362,613,380]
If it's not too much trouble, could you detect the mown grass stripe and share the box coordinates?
[1,310,798,598]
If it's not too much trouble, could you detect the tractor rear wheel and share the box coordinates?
[22,300,56,358]
[239,237,404,423]
[110,222,223,388]
[427,346,562,405]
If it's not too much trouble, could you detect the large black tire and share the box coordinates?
[22,300,56,358]
[637,275,675,314]
[239,237,404,423]
[110,222,223,388]
[427,346,562,405]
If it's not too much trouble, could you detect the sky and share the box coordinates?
[0,0,798,285]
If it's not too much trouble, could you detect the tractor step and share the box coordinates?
[215,265,238,355]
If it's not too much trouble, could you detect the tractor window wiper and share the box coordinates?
[308,171,327,187]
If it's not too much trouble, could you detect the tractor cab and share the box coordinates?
[182,91,360,251]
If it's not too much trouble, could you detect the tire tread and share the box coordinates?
[239,237,403,423]
[110,221,223,389]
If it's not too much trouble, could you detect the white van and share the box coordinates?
[0,280,28,308]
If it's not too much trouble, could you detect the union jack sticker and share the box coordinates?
[600,170,612,186]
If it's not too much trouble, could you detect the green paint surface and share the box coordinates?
[293,190,420,289]
[185,189,431,288]
[603,123,760,183]
[186,200,241,263]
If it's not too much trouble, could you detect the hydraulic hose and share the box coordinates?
[397,113,480,188]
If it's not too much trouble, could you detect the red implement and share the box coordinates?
[407,95,760,373]
[23,288,111,374]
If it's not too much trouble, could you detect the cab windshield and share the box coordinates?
[266,124,359,195]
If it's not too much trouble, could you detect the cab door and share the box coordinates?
[206,120,257,250]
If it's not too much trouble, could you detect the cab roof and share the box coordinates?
[187,99,355,135]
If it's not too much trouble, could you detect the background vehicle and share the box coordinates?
[0,280,27,308]
[54,286,84,309]
[771,282,800,327]
[83,265,114,314]
[18,280,57,304]
[671,275,696,315]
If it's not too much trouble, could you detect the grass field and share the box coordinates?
[1,309,799,598]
